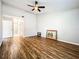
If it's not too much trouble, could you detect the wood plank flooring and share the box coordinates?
[0,36,79,59]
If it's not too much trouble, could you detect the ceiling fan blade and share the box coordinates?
[27,5,34,7]
[38,6,45,8]
[38,9,41,12]
[32,8,35,11]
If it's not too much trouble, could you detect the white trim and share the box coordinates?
[58,39,79,46]
[0,43,1,46]
[0,41,2,46]
[24,35,36,38]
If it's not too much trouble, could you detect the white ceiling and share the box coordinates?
[2,0,79,14]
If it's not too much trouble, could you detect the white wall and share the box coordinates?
[13,17,24,37]
[0,0,2,44]
[3,3,37,37]
[37,9,79,45]
[24,14,36,37]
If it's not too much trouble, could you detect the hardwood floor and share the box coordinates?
[0,36,79,59]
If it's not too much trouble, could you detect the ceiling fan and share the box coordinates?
[27,1,45,12]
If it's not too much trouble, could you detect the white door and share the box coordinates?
[2,19,13,38]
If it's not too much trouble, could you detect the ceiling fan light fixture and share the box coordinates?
[27,1,45,12]
[35,7,38,10]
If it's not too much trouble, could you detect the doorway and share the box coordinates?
[2,16,13,39]
[2,16,24,39]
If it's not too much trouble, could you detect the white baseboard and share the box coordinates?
[58,40,79,46]
[0,42,1,46]
[24,35,37,38]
